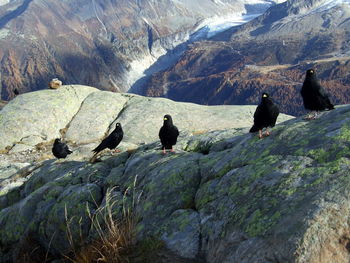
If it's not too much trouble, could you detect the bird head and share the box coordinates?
[115,122,122,130]
[262,92,269,99]
[54,138,61,144]
[261,92,272,104]
[306,69,316,78]
[163,114,173,125]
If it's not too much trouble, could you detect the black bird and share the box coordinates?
[52,138,73,159]
[301,69,334,119]
[13,88,19,96]
[92,122,123,156]
[159,114,179,154]
[249,92,280,139]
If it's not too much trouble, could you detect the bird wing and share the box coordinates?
[174,125,179,137]
[64,144,72,154]
[92,136,111,153]
[159,126,165,139]
[270,104,280,127]
[249,104,264,132]
[159,126,166,144]
[316,82,329,97]
[253,104,263,122]
[115,130,124,146]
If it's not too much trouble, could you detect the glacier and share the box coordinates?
[127,0,287,93]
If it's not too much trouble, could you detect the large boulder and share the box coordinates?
[0,85,293,153]
[64,91,129,144]
[0,105,350,262]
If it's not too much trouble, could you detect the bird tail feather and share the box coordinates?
[328,103,335,110]
[249,125,259,133]
[92,148,98,153]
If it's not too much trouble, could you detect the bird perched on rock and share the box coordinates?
[301,69,334,119]
[52,138,72,159]
[249,92,279,139]
[159,114,179,154]
[92,122,123,157]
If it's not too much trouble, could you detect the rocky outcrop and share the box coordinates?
[1,86,350,262]
[0,85,97,151]
[0,85,292,153]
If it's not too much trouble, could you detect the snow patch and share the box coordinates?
[126,54,159,88]
[194,13,263,39]
[0,29,10,39]
[301,0,350,15]
[0,0,10,7]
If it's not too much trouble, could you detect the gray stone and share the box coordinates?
[0,162,31,181]
[9,144,34,153]
[161,209,201,259]
[111,95,293,145]
[0,85,97,151]
[65,91,128,144]
[1,88,350,263]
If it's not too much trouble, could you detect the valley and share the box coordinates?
[0,0,349,116]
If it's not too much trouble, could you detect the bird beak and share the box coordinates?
[164,118,168,120]
[263,94,268,98]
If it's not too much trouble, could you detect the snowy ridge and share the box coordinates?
[310,0,350,13]
[194,13,262,39]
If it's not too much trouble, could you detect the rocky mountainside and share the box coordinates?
[140,0,350,116]
[1,86,350,262]
[0,0,282,100]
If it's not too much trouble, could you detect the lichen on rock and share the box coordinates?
[0,87,350,262]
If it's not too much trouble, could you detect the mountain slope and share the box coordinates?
[140,0,350,116]
[0,0,282,100]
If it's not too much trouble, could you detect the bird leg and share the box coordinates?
[264,128,270,137]
[258,130,263,139]
[162,148,167,155]
[113,148,121,153]
[89,153,99,163]
[304,111,316,120]
[170,147,175,153]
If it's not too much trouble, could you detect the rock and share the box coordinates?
[20,135,45,146]
[0,85,97,151]
[2,88,350,262]
[110,94,292,145]
[9,144,34,153]
[161,209,201,259]
[0,87,294,153]
[0,162,30,181]
[65,91,128,144]
[39,183,103,254]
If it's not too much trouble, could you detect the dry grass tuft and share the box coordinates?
[60,127,69,137]
[36,153,53,162]
[0,145,12,154]
[192,130,208,136]
[65,181,141,263]
[126,148,137,155]
[35,140,54,151]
